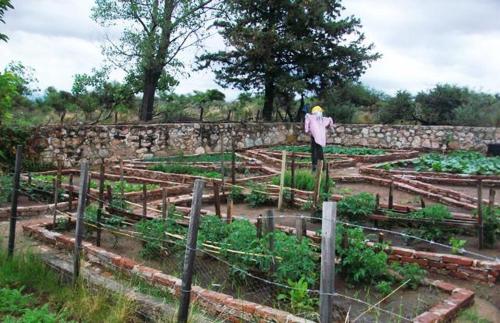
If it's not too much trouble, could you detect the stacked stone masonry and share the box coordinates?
[28,123,500,166]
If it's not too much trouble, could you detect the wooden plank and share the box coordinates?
[97,160,105,247]
[213,181,221,217]
[477,180,483,249]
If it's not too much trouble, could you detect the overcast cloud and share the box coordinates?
[1,0,499,100]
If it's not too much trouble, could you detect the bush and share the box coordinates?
[244,182,272,207]
[338,193,376,221]
[271,169,335,192]
[482,206,500,248]
[403,204,453,243]
[390,263,426,290]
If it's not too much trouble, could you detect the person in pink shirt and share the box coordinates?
[304,106,334,171]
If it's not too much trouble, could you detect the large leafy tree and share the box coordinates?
[414,84,470,125]
[0,0,13,42]
[92,0,217,122]
[198,0,379,121]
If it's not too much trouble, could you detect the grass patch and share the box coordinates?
[0,249,138,322]
[271,169,334,192]
[145,152,239,163]
[456,308,492,323]
[272,145,385,155]
[149,164,222,179]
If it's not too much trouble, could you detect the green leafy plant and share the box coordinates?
[244,182,272,207]
[414,151,500,175]
[230,185,245,203]
[277,277,317,314]
[390,263,426,290]
[403,204,453,243]
[0,287,32,315]
[149,164,222,178]
[482,206,500,248]
[337,192,376,221]
[88,180,160,193]
[449,236,467,254]
[272,145,385,156]
[145,152,238,163]
[271,169,334,192]
[375,281,393,296]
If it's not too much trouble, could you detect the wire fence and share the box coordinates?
[6,172,499,322]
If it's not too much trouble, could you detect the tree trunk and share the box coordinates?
[114,111,118,124]
[60,111,66,125]
[140,70,160,122]
[262,78,275,122]
[295,94,305,121]
[199,105,204,122]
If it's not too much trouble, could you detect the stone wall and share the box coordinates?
[28,123,500,166]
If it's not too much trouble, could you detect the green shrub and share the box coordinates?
[244,182,272,207]
[375,281,393,296]
[230,185,245,202]
[336,226,388,284]
[482,206,500,248]
[88,180,160,193]
[390,263,426,290]
[449,237,467,254]
[277,277,317,314]
[404,204,453,242]
[338,193,376,221]
[271,169,334,192]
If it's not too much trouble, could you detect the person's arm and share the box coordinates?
[304,114,310,134]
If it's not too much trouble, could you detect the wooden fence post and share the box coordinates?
[231,138,236,186]
[388,181,394,210]
[265,209,275,274]
[107,185,113,206]
[477,180,484,250]
[375,193,380,211]
[420,196,426,209]
[177,179,205,323]
[324,159,330,199]
[97,160,105,247]
[256,214,263,239]
[73,161,90,284]
[68,174,74,212]
[162,187,168,220]
[488,188,495,209]
[296,215,307,241]
[213,181,221,218]
[142,183,147,217]
[290,153,296,204]
[27,172,31,186]
[378,233,385,244]
[7,145,22,258]
[226,195,233,224]
[52,178,59,226]
[219,127,225,197]
[277,150,287,210]
[320,201,337,323]
[119,159,125,198]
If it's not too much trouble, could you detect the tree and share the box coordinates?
[193,89,225,121]
[198,0,379,121]
[0,71,20,125]
[378,91,415,124]
[72,68,136,124]
[92,0,217,122]
[414,84,470,125]
[43,87,77,124]
[0,0,13,42]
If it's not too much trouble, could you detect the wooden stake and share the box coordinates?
[324,159,330,199]
[388,181,394,210]
[119,159,125,198]
[27,172,31,186]
[73,161,89,284]
[7,145,22,258]
[313,160,324,206]
[277,150,287,210]
[52,178,59,226]
[420,196,426,209]
[177,179,205,323]
[320,201,337,323]
[219,127,225,197]
[213,181,221,217]
[97,161,105,247]
[68,174,74,212]
[342,231,349,250]
[142,183,147,217]
[477,180,484,250]
[290,153,296,204]
[375,193,380,211]
[265,209,276,274]
[107,185,113,205]
[296,215,306,241]
[488,188,495,209]
[231,138,236,186]
[256,214,263,239]
[226,195,233,224]
[378,233,384,244]
[162,187,168,220]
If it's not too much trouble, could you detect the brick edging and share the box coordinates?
[22,222,312,323]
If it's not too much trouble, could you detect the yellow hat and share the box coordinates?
[311,106,323,113]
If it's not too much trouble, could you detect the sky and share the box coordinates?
[1,0,499,100]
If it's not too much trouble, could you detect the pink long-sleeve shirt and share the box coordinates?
[305,113,334,147]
